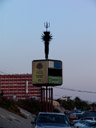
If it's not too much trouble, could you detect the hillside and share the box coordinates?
[0,97,41,117]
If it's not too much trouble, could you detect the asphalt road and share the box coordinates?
[0,107,36,128]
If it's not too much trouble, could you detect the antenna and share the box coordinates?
[44,22,50,31]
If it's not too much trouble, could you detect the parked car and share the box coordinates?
[31,112,72,128]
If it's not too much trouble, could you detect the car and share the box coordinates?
[69,111,83,124]
[73,111,96,128]
[82,111,96,118]
[31,96,38,100]
[31,112,72,128]
[78,111,96,124]
[74,120,96,128]
[80,117,96,122]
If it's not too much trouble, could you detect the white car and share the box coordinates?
[80,117,96,122]
[31,112,72,128]
[74,120,96,128]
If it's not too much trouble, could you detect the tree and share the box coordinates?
[74,97,89,110]
[62,99,75,110]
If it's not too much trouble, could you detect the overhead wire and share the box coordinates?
[54,86,96,94]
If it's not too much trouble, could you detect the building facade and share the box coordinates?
[0,74,41,100]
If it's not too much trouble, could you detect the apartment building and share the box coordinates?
[0,74,41,100]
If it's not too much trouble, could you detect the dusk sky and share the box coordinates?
[0,0,96,102]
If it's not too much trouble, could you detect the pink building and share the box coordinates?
[0,74,41,100]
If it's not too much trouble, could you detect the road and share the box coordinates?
[0,107,35,128]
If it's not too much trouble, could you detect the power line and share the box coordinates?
[54,87,96,94]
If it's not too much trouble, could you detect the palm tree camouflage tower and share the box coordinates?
[41,22,52,59]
